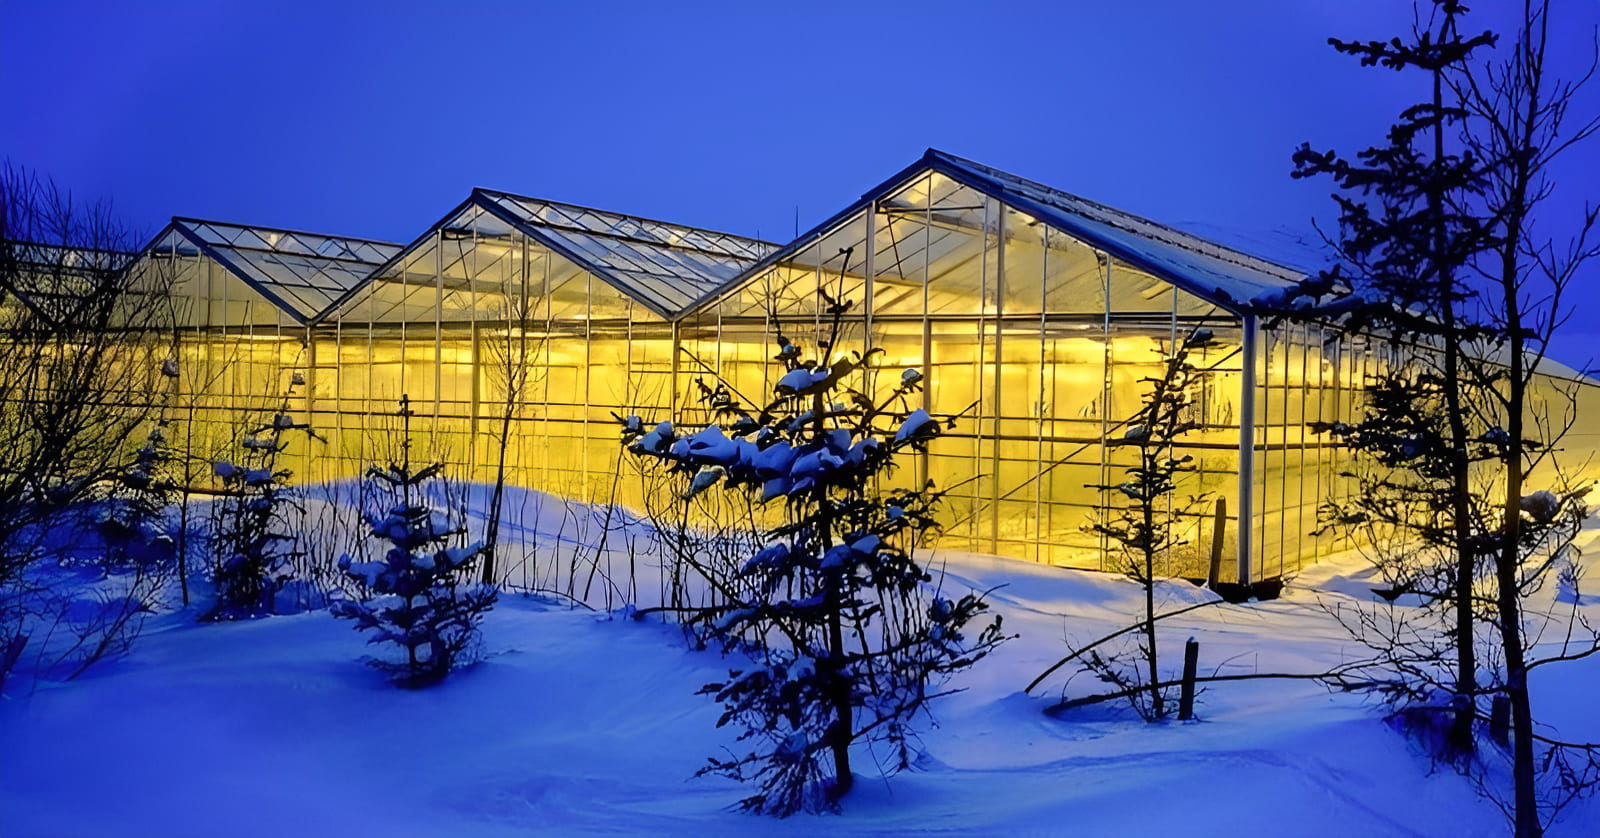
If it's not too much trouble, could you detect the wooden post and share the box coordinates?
[1178,637,1200,721]
[1207,497,1227,590]
[1491,694,1511,747]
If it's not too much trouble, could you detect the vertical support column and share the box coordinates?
[919,178,932,491]
[1299,323,1312,564]
[813,238,824,349]
[363,307,371,466]
[399,241,412,411]
[1097,252,1112,567]
[1035,228,1048,561]
[189,249,204,468]
[434,228,444,428]
[469,320,482,476]
[669,317,681,422]
[303,329,316,419]
[582,280,593,493]
[1166,286,1179,578]
[365,302,375,468]
[863,201,876,354]
[1277,327,1288,575]
[466,228,482,476]
[333,317,344,476]
[303,324,317,482]
[1237,313,1258,586]
[538,249,552,491]
[989,202,1005,554]
[305,325,317,422]
[715,293,725,382]
[219,260,230,415]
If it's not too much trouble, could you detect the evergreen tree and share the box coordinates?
[1284,0,1495,752]
[202,377,318,621]
[622,283,1006,815]
[1084,325,1217,721]
[1292,3,1600,832]
[332,396,498,687]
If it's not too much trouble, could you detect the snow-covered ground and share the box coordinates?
[5,490,1600,837]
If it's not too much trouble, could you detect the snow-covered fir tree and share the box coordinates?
[622,281,1007,815]
[202,378,316,621]
[332,395,497,687]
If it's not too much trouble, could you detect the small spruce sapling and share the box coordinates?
[202,376,318,621]
[622,279,1007,815]
[1082,325,1217,721]
[332,396,497,687]
[107,418,179,570]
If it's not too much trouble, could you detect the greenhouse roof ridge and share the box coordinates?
[472,187,779,258]
[691,149,1310,317]
[314,189,781,324]
[472,188,779,320]
[148,217,402,324]
[167,216,401,257]
[925,150,1306,281]
[150,151,1319,325]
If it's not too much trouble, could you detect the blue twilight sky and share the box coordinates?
[2,1,1598,362]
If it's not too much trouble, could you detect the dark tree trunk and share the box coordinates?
[1429,57,1478,754]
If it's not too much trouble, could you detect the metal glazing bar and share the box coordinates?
[1237,314,1257,585]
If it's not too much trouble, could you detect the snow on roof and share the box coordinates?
[695,149,1314,319]
[925,150,1309,312]
[1166,222,1337,279]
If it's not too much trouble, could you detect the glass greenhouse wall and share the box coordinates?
[102,150,1600,589]
[684,170,1251,579]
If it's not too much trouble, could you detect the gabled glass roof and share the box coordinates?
[0,242,131,324]
[477,189,778,320]
[162,218,402,324]
[926,151,1305,309]
[694,149,1309,318]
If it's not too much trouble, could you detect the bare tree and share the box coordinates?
[0,162,176,686]
[478,286,546,585]
[1451,3,1600,832]
[1289,0,1498,753]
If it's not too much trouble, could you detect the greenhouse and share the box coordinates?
[111,149,1600,590]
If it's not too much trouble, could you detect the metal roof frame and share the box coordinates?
[317,189,777,325]
[688,148,1309,320]
[135,218,402,326]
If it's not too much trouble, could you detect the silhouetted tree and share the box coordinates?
[1290,3,1600,833]
[0,163,176,685]
[1286,0,1497,754]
